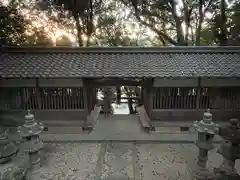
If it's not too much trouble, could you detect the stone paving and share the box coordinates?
[26,142,240,180]
[100,143,134,180]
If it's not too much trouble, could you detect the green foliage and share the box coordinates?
[0,2,54,46]
[120,0,239,46]
[0,5,27,45]
[38,0,105,46]
[201,0,240,46]
[24,27,54,46]
[56,35,73,46]
[1,0,240,47]
[228,1,240,45]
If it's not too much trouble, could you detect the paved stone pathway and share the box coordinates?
[99,142,134,180]
[90,115,142,138]
[27,142,240,180]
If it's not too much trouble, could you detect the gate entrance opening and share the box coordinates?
[96,86,142,115]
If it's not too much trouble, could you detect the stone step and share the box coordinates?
[152,126,194,134]
[5,125,86,134]
[42,126,85,134]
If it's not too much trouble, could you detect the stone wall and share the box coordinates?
[0,109,87,126]
[151,109,240,121]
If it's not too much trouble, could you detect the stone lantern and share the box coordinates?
[17,110,44,168]
[0,126,29,180]
[189,109,219,180]
[214,118,240,180]
[0,126,18,164]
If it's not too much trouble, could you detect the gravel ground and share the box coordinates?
[137,144,240,180]
[136,144,222,180]
[26,143,240,180]
[31,143,101,180]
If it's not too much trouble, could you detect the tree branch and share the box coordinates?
[120,0,178,45]
[195,0,214,45]
[73,14,83,46]
[169,0,186,45]
[181,0,193,44]
[135,5,177,45]
[204,0,214,14]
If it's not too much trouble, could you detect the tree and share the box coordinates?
[228,1,240,45]
[36,0,104,46]
[0,4,27,45]
[120,0,220,46]
[0,1,54,46]
[201,0,240,46]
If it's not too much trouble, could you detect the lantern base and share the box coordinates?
[188,163,215,180]
[214,167,240,180]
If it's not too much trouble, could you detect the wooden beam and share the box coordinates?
[3,46,240,53]
[0,79,36,87]
[153,77,198,87]
[38,78,83,87]
[84,78,151,87]
[201,77,240,87]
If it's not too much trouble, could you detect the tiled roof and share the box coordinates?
[0,46,240,78]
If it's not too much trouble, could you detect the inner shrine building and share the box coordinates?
[0,46,240,125]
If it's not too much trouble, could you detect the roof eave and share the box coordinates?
[1,45,240,53]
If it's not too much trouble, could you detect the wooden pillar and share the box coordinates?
[148,87,153,120]
[196,77,201,110]
[87,86,91,113]
[143,79,153,120]
[36,78,42,109]
[83,83,89,116]
[140,87,144,104]
[89,86,95,111]
[93,88,97,107]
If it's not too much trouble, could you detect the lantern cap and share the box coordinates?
[203,109,212,123]
[25,110,34,120]
[230,118,239,126]
[193,109,219,134]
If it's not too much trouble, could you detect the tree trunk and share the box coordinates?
[171,0,186,45]
[116,86,121,105]
[219,0,228,46]
[195,0,204,46]
[73,14,83,47]
[103,87,113,116]
[128,98,134,114]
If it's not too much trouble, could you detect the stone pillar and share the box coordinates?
[17,110,44,169]
[188,109,219,180]
[214,118,240,180]
[0,126,18,164]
